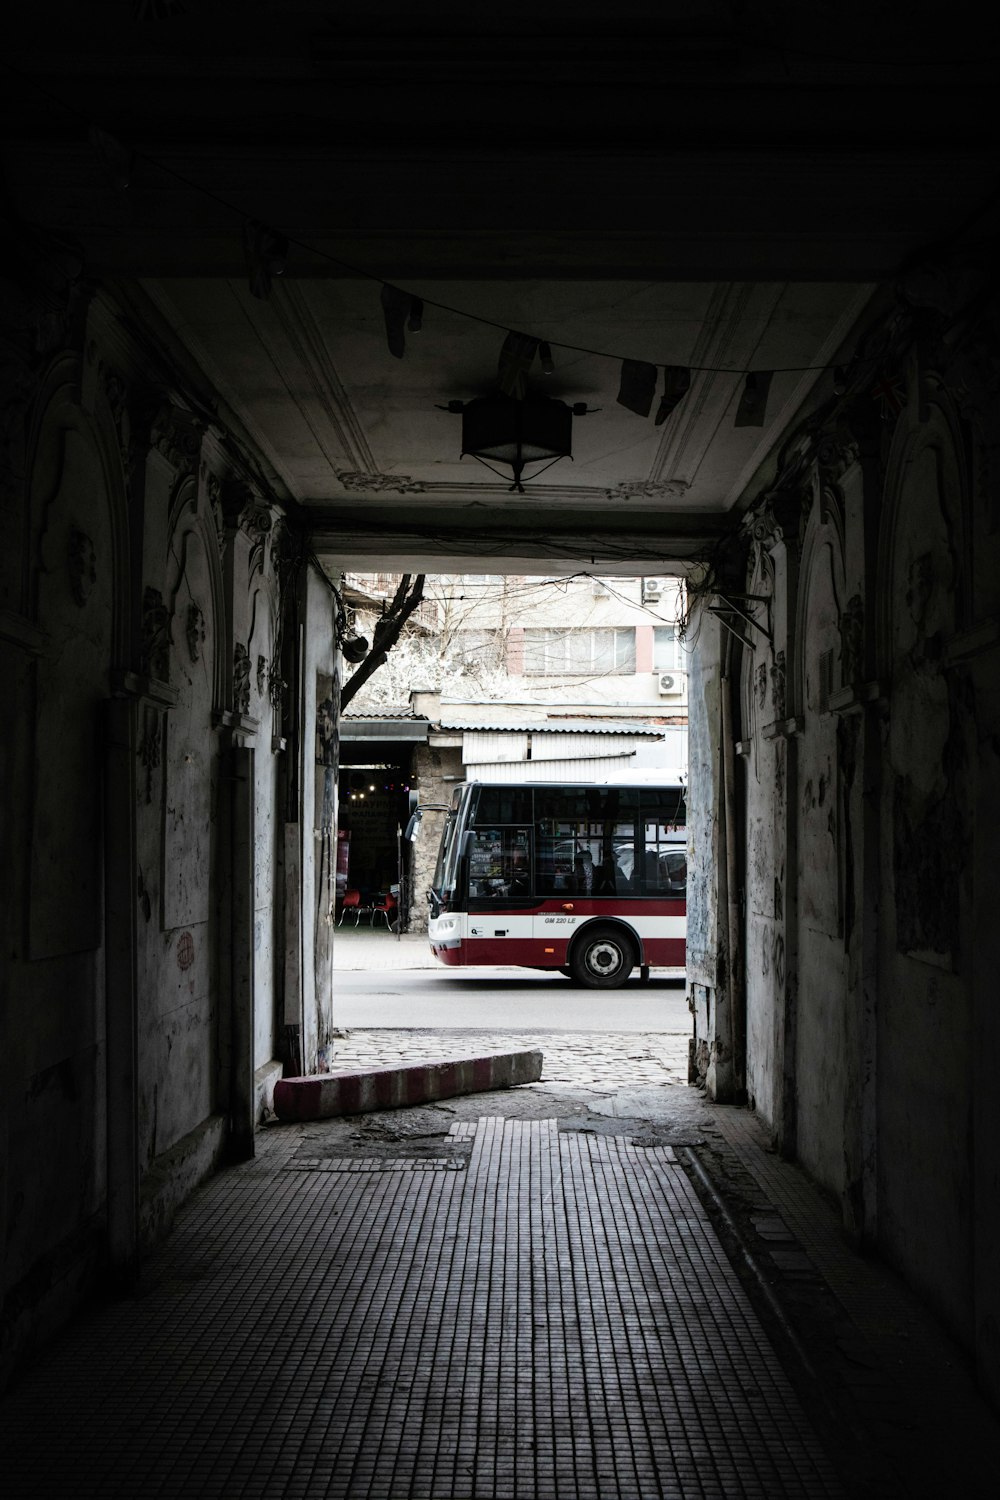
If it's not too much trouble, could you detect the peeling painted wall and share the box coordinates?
[685,610,724,1090]
[794,498,850,1197]
[876,403,977,1348]
[1,283,298,1384]
[4,372,114,1356]
[138,476,220,1167]
[694,325,1000,1406]
[300,573,339,1074]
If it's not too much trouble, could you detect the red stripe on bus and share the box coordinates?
[433,933,685,971]
[431,945,463,966]
[460,937,685,969]
[472,898,685,917]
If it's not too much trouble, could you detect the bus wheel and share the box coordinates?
[570,925,635,988]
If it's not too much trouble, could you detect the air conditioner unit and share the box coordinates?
[657,672,682,696]
[642,578,663,602]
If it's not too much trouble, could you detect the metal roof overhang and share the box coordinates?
[339,720,429,742]
[441,718,664,736]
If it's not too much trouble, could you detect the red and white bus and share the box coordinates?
[426,780,686,987]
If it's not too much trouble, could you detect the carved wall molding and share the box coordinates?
[875,385,971,678]
[745,488,804,549]
[268,517,287,571]
[770,650,786,721]
[222,478,273,540]
[199,462,226,554]
[138,706,161,805]
[141,585,171,681]
[99,362,132,482]
[186,601,206,663]
[233,641,252,716]
[147,401,202,476]
[755,660,768,711]
[336,471,427,494]
[163,495,228,718]
[838,594,865,686]
[603,479,691,501]
[68,527,97,606]
[816,428,861,489]
[747,538,776,592]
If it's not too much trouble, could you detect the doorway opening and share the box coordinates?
[336,756,415,930]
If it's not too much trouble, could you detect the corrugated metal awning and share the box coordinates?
[465,754,639,783]
[339,719,429,742]
[440,717,663,737]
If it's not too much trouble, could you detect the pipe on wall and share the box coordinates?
[720,638,746,1099]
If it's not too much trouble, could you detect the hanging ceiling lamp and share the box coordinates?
[445,394,590,493]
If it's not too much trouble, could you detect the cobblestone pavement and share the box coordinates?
[329,1027,691,1092]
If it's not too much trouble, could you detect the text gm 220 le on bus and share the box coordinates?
[423,780,686,988]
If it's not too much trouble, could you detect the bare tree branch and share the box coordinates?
[339,574,426,708]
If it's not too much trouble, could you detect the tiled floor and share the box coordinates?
[5,997,999,1500]
[708,1106,1000,1498]
[0,1114,843,1499]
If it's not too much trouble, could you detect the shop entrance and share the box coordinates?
[336,753,415,930]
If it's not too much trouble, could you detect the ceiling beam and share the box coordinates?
[309,506,728,576]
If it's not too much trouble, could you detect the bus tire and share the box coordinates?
[570,924,635,989]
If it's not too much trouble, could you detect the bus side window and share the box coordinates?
[641,821,686,895]
[468,826,532,900]
[662,851,687,895]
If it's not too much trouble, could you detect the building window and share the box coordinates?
[523,628,636,676]
[452,629,505,668]
[653,626,682,671]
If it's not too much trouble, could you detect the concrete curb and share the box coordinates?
[272,1049,544,1122]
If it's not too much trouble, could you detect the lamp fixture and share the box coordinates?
[330,581,370,663]
[442,394,591,493]
[339,632,369,664]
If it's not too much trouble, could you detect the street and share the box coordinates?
[329,960,690,1033]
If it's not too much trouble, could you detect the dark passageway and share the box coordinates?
[3,5,1000,1495]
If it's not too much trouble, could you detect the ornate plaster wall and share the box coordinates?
[689,279,1000,1404]
[0,273,335,1385]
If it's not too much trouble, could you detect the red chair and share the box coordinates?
[338,889,366,925]
[371,890,398,929]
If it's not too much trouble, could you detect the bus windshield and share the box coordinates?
[429,785,471,915]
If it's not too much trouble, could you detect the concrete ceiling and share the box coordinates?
[4,2,995,573]
[139,274,873,573]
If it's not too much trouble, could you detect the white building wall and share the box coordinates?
[461,730,529,764]
[465,756,650,784]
